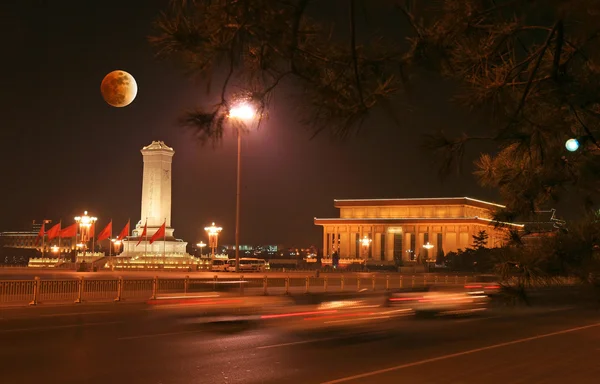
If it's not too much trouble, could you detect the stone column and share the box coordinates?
[322,227,328,257]
[139,141,175,238]
[347,225,352,258]
[370,225,375,259]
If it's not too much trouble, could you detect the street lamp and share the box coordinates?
[110,238,122,269]
[204,222,222,258]
[74,211,97,261]
[111,238,122,252]
[228,101,257,272]
[360,235,372,258]
[196,241,206,257]
[422,241,435,270]
[51,245,59,257]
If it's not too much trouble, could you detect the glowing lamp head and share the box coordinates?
[360,235,372,247]
[565,138,580,152]
[74,211,97,228]
[204,222,223,235]
[229,103,256,120]
[423,242,434,250]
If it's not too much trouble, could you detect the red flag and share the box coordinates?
[60,223,77,238]
[136,221,147,246]
[149,221,166,244]
[97,221,112,241]
[46,223,61,240]
[34,222,45,246]
[117,220,130,240]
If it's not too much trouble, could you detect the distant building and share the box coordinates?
[221,244,282,258]
[516,209,565,246]
[0,220,74,254]
[314,197,524,263]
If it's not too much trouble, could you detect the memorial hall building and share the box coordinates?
[314,197,524,263]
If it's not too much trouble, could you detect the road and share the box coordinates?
[0,299,598,383]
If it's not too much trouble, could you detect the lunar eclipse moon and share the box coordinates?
[100,70,138,107]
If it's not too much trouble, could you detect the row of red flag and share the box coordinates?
[35,220,131,245]
[135,220,166,246]
[35,219,168,247]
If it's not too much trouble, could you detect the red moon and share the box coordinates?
[100,70,138,107]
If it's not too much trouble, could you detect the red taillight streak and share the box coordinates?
[464,285,482,289]
[389,297,418,301]
[485,285,500,289]
[260,310,338,319]
[302,311,373,321]
[147,298,243,306]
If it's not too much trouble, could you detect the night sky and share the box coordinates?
[0,1,499,248]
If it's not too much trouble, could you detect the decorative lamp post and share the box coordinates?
[111,238,122,252]
[228,101,256,272]
[360,235,372,258]
[74,211,97,261]
[204,222,222,258]
[196,241,206,257]
[423,241,434,259]
[51,245,59,258]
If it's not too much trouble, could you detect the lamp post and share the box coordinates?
[51,245,59,258]
[228,102,256,272]
[74,211,97,263]
[423,241,434,271]
[360,235,372,259]
[204,222,222,258]
[423,241,434,257]
[196,241,206,257]
[111,238,122,268]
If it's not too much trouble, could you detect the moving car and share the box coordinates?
[387,285,489,316]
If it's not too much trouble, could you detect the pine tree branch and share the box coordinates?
[512,20,561,120]
[551,20,564,81]
[569,103,600,149]
[349,0,365,106]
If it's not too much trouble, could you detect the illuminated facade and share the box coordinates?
[0,222,74,254]
[314,197,523,263]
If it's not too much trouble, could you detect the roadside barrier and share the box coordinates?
[0,274,578,307]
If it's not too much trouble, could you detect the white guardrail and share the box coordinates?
[0,275,580,306]
[0,274,484,306]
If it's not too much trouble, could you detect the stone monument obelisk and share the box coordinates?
[122,140,188,258]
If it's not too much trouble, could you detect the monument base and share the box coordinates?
[108,238,200,270]
[121,237,188,255]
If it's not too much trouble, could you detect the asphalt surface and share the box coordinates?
[0,298,598,384]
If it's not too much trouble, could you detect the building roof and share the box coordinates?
[0,231,37,236]
[333,197,505,210]
[314,217,524,228]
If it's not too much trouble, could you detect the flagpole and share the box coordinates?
[163,218,166,267]
[125,218,130,257]
[108,220,112,258]
[41,224,45,259]
[109,219,113,266]
[92,226,95,260]
[58,220,62,262]
[144,218,148,259]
